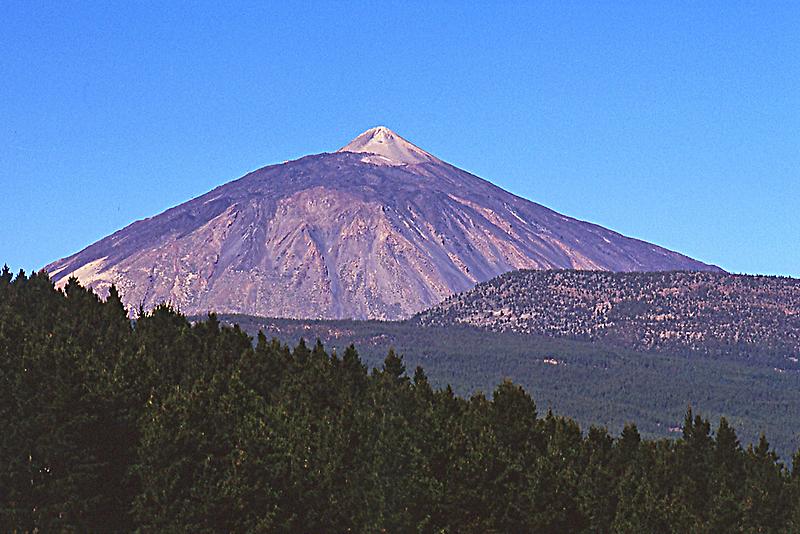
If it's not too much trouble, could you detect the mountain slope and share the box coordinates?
[414,269,800,363]
[46,127,720,320]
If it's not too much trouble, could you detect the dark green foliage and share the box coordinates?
[1,269,799,532]
[0,273,137,530]
[218,314,800,459]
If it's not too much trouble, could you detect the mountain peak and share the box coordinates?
[337,126,440,165]
[46,126,720,321]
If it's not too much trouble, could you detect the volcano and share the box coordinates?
[46,126,720,319]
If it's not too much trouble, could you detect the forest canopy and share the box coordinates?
[1,267,799,532]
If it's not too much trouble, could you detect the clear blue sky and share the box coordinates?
[1,2,798,276]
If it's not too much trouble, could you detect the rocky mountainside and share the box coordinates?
[46,127,720,320]
[414,270,800,363]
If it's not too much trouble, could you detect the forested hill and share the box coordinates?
[2,269,800,531]
[414,270,800,364]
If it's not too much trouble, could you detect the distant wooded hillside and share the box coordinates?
[415,270,800,364]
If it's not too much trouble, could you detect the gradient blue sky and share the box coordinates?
[1,2,798,276]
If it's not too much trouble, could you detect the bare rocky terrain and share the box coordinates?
[46,127,720,319]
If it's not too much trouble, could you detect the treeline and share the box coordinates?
[1,268,799,532]
[212,314,800,460]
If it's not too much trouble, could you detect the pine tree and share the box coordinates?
[740,434,791,531]
[675,408,714,526]
[705,417,744,531]
[578,426,617,531]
